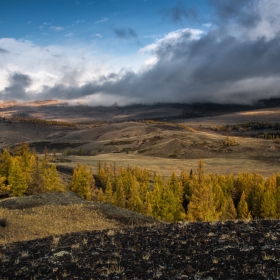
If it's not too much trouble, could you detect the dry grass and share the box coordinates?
[174,107,280,127]
[62,150,280,178]
[0,204,119,244]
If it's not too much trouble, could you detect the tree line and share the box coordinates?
[10,116,77,128]
[213,122,280,132]
[1,144,280,222]
[84,160,280,222]
[0,143,64,196]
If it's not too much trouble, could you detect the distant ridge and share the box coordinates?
[1,97,280,109]
[0,100,67,108]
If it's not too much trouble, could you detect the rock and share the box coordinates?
[186,264,195,273]
[53,250,70,257]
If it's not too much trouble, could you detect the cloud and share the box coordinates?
[75,20,84,24]
[35,0,280,106]
[51,26,65,32]
[0,38,121,97]
[210,0,280,41]
[1,0,280,105]
[210,0,260,27]
[65,33,74,37]
[0,47,9,54]
[161,1,198,23]
[0,72,32,100]
[113,28,138,39]
[140,28,203,53]
[94,17,108,24]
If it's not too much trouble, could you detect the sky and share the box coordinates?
[1,0,280,106]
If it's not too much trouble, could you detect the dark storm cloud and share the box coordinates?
[39,26,280,104]
[209,0,261,27]
[15,0,280,105]
[0,72,32,100]
[190,35,280,83]
[113,28,137,39]
[161,1,198,23]
[0,47,9,53]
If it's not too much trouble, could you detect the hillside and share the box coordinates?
[0,219,279,279]
[1,118,280,177]
[1,103,280,279]
[0,192,158,244]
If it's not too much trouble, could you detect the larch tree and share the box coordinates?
[114,177,126,208]
[260,189,276,219]
[104,177,115,204]
[8,157,28,196]
[43,164,65,193]
[70,164,95,200]
[276,186,280,218]
[220,196,237,220]
[187,179,218,221]
[237,191,251,219]
[247,180,265,218]
[187,161,219,222]
[0,149,11,178]
[0,176,10,193]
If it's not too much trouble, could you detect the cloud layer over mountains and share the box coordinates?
[1,0,280,105]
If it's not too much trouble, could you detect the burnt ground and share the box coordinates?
[0,220,280,279]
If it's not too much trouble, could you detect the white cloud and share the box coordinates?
[51,26,65,32]
[94,33,102,38]
[94,17,108,24]
[65,33,74,37]
[75,20,84,24]
[0,38,119,96]
[139,28,203,53]
[139,28,203,68]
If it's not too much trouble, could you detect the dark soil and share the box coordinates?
[1,220,280,279]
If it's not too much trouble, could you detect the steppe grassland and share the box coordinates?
[61,128,280,177]
[0,204,119,244]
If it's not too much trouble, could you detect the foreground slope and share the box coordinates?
[0,220,279,279]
